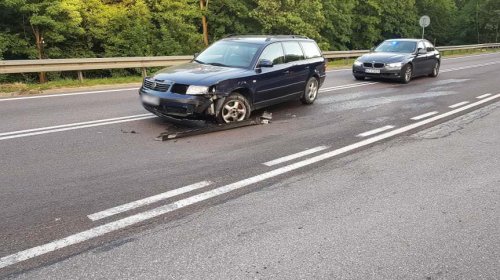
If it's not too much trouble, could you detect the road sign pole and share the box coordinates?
[422,26,425,39]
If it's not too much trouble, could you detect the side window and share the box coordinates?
[424,41,435,52]
[282,42,305,63]
[300,41,322,59]
[258,43,285,65]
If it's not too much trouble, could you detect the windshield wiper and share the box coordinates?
[207,62,229,67]
[193,59,205,64]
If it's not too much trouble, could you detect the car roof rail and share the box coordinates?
[265,35,309,41]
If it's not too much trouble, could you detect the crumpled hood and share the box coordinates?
[357,52,413,63]
[152,62,251,85]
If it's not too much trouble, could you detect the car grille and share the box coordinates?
[143,79,171,92]
[363,62,385,68]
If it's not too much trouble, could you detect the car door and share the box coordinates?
[413,41,429,75]
[253,43,289,105]
[282,41,308,97]
[424,41,439,69]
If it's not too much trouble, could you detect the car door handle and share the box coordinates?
[284,70,290,74]
[305,66,310,70]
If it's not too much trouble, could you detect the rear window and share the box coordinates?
[300,41,322,59]
[282,42,305,63]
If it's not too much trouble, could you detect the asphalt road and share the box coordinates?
[0,52,499,278]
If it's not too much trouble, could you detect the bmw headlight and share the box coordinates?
[353,60,363,67]
[186,85,209,95]
[386,62,403,69]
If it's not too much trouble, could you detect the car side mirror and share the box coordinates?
[194,53,199,58]
[258,59,274,68]
[417,48,427,55]
[370,47,375,52]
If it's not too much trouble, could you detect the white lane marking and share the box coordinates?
[263,146,329,167]
[357,125,395,137]
[319,82,378,93]
[449,101,470,108]
[88,181,213,221]
[0,93,498,270]
[441,61,499,73]
[0,115,156,141]
[477,93,492,99]
[0,88,138,102]
[443,52,500,60]
[0,114,153,137]
[411,111,439,121]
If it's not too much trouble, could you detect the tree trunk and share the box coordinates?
[32,26,47,83]
[200,0,209,46]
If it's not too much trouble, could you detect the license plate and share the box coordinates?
[365,68,381,74]
[141,94,160,106]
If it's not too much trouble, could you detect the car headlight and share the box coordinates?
[186,85,209,95]
[354,60,363,67]
[386,62,403,69]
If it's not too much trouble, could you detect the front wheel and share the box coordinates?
[216,93,251,124]
[429,61,440,77]
[301,77,319,105]
[400,64,413,84]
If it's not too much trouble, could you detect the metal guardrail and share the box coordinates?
[1,43,499,77]
[322,43,500,59]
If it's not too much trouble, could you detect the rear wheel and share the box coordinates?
[429,61,440,77]
[301,77,319,105]
[400,64,413,84]
[216,93,251,124]
[354,75,365,81]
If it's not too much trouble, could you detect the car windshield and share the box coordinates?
[374,41,417,53]
[194,41,260,68]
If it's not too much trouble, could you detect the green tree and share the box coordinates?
[351,0,382,49]
[379,0,418,40]
[416,0,457,45]
[321,0,356,50]
[250,0,329,49]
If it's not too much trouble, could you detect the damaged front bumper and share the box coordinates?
[139,87,224,120]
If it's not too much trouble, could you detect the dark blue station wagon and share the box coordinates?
[139,35,326,123]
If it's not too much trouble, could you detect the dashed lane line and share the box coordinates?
[449,101,470,108]
[357,125,395,137]
[411,111,439,121]
[263,146,329,167]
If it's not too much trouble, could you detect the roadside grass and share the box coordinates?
[0,76,142,95]
[1,48,499,96]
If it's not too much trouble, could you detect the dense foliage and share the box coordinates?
[1,0,498,60]
[0,0,498,76]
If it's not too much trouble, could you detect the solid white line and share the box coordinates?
[357,125,395,137]
[449,101,470,108]
[477,93,492,99]
[0,114,153,137]
[441,61,499,73]
[443,52,500,60]
[411,111,439,121]
[0,88,138,102]
[88,181,213,221]
[263,146,329,167]
[0,93,498,270]
[0,115,156,141]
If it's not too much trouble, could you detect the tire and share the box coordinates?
[301,77,319,105]
[216,93,251,124]
[400,64,413,84]
[429,61,440,77]
[354,75,365,81]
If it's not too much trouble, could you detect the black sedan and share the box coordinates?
[352,39,440,84]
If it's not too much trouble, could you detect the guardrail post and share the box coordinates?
[77,71,84,82]
[141,68,147,78]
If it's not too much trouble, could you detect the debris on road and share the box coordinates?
[155,112,272,141]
